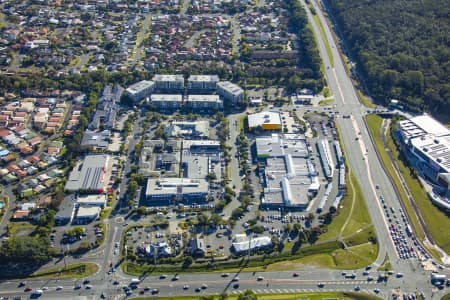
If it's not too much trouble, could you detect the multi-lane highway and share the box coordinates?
[0,268,429,299]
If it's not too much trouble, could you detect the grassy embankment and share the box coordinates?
[357,90,376,109]
[30,263,98,279]
[366,114,450,256]
[312,13,334,68]
[319,98,334,106]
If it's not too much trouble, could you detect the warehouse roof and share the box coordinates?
[232,235,272,253]
[146,178,208,196]
[65,155,110,192]
[248,111,281,129]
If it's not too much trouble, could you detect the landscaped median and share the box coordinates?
[131,291,383,300]
[366,114,450,257]
[29,263,98,279]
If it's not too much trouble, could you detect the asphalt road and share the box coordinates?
[0,268,423,299]
[303,0,449,295]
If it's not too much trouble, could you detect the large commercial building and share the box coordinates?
[182,140,221,154]
[88,85,121,130]
[150,94,183,111]
[125,80,154,102]
[262,155,318,210]
[398,115,450,210]
[65,154,111,193]
[76,194,107,208]
[398,115,450,183]
[188,75,219,91]
[125,75,244,112]
[216,81,244,105]
[165,121,210,139]
[186,95,223,110]
[256,134,318,210]
[248,111,282,131]
[81,129,110,151]
[145,178,209,206]
[153,74,185,92]
[255,134,308,158]
[73,206,101,224]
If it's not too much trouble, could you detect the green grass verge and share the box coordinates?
[333,243,378,269]
[357,90,376,108]
[441,294,450,300]
[366,114,450,255]
[132,292,383,300]
[377,254,392,271]
[30,263,98,279]
[312,14,334,67]
[318,98,334,106]
[238,115,246,132]
[341,173,373,237]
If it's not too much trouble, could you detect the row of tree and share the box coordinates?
[324,0,450,116]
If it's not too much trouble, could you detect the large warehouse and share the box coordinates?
[65,154,111,193]
[256,134,318,211]
[397,115,450,210]
[398,115,450,183]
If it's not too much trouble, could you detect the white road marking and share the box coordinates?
[332,68,346,104]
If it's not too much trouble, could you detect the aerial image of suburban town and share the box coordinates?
[0,0,449,299]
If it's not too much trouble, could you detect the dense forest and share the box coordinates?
[324,0,450,116]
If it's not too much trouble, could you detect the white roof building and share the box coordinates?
[399,115,450,141]
[76,194,107,208]
[125,80,154,102]
[75,206,101,223]
[231,234,272,254]
[248,111,282,130]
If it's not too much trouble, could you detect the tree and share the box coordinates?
[238,290,257,300]
[182,255,193,269]
[231,208,244,220]
[128,180,139,199]
[76,241,92,254]
[67,227,84,238]
[0,236,51,263]
[286,223,292,233]
[206,172,217,181]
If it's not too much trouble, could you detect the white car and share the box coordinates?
[56,286,63,291]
